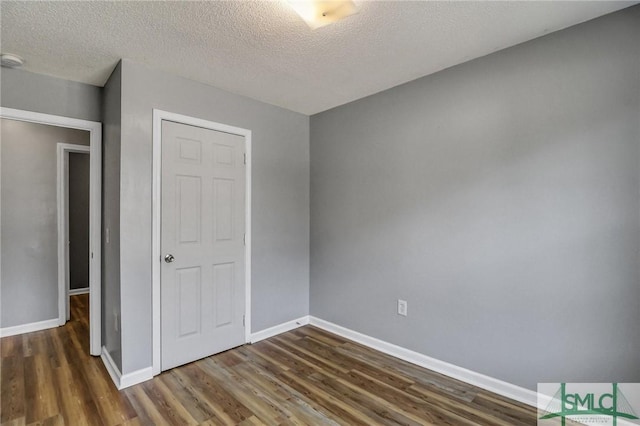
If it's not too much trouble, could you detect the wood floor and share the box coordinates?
[1,295,537,425]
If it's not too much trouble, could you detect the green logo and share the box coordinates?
[539,383,639,426]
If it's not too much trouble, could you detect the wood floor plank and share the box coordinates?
[276,369,378,426]
[233,346,289,377]
[24,354,59,424]
[26,413,65,426]
[335,370,473,426]
[1,355,25,423]
[172,363,251,425]
[77,355,136,425]
[1,336,23,359]
[195,358,292,426]
[313,370,432,425]
[41,334,62,371]
[471,391,537,424]
[268,337,350,375]
[406,383,523,426]
[1,295,538,425]
[233,347,373,425]
[47,329,70,369]
[21,333,46,359]
[231,360,341,426]
[53,360,103,426]
[122,386,167,426]
[235,415,266,426]
[157,371,217,423]
[275,335,424,425]
[138,380,198,426]
[291,326,351,347]
[295,335,417,390]
[337,341,478,402]
[243,342,316,377]
[160,369,215,423]
[113,418,142,426]
[0,417,26,426]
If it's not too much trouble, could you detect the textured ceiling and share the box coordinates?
[1,1,637,115]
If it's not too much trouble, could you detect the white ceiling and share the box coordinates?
[1,1,636,115]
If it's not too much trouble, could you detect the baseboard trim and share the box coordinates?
[309,316,538,407]
[69,287,90,295]
[100,346,122,389]
[0,318,59,338]
[120,367,153,389]
[101,346,152,390]
[250,315,310,343]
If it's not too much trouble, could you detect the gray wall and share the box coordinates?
[1,119,89,327]
[69,152,90,290]
[310,7,640,390]
[118,59,309,374]
[101,62,123,369]
[1,68,102,122]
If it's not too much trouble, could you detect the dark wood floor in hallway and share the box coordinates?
[1,295,537,425]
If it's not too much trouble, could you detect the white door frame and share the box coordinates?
[152,109,252,376]
[57,144,91,322]
[0,107,102,356]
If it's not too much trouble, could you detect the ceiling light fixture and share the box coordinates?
[1,53,24,68]
[288,0,358,29]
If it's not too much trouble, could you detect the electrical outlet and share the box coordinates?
[398,299,408,316]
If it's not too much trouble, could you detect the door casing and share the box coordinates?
[151,109,252,376]
[57,144,90,322]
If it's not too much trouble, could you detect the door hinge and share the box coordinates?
[243,233,246,246]
[243,315,245,326]
[243,153,246,165]
[91,252,94,259]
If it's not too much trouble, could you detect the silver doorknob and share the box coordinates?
[164,254,175,263]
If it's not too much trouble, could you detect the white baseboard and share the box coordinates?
[69,287,90,295]
[0,318,59,338]
[120,366,153,389]
[101,346,152,390]
[250,315,310,343]
[309,316,538,407]
[101,346,122,389]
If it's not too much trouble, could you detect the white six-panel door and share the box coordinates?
[161,120,246,371]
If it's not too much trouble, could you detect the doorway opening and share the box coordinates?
[0,107,102,355]
[57,144,91,323]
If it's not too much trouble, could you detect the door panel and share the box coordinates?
[161,120,245,371]
[214,178,234,241]
[176,266,201,337]
[213,262,234,327]
[177,175,201,243]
